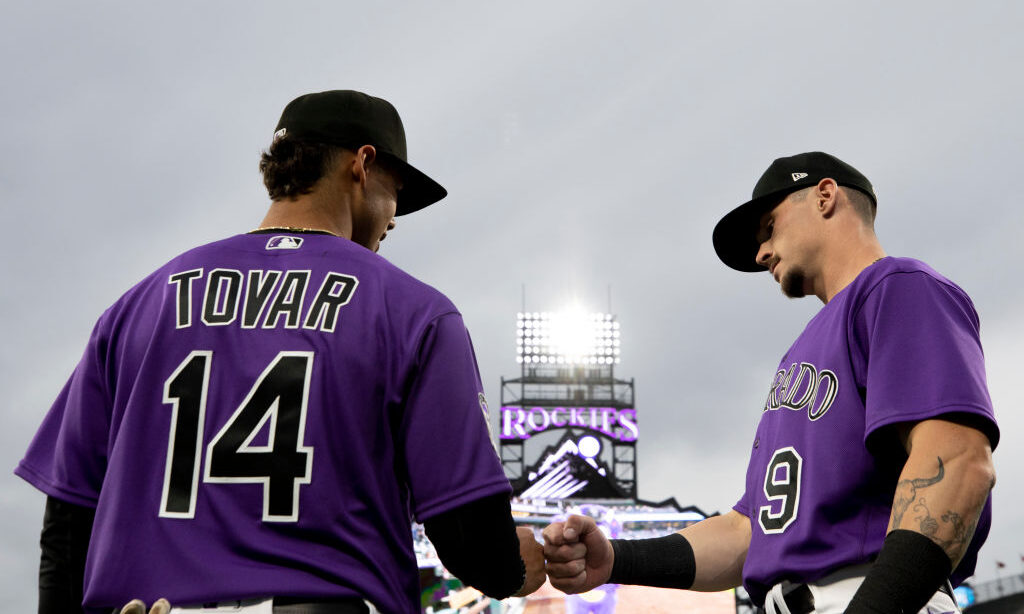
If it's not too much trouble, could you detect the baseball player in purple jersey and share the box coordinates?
[16,90,545,614]
[542,152,998,614]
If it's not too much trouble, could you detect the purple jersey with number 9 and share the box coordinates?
[733,257,998,606]
[16,232,511,613]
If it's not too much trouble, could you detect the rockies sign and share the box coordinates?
[499,406,638,442]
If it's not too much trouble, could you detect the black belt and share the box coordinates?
[780,583,816,614]
[755,583,815,614]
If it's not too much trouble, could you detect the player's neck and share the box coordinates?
[819,238,886,303]
[258,193,353,240]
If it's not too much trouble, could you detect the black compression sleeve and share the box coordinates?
[39,496,95,614]
[608,533,696,589]
[845,530,953,614]
[423,493,525,599]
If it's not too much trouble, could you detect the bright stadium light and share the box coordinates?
[516,309,621,365]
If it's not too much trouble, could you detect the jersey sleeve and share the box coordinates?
[854,271,998,448]
[398,313,511,522]
[15,318,113,507]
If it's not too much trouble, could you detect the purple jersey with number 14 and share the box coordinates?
[16,232,511,613]
[733,257,999,606]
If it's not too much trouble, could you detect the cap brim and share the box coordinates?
[712,193,785,273]
[387,156,447,216]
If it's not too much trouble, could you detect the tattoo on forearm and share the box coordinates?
[941,511,970,546]
[891,457,944,528]
[907,499,978,561]
[890,457,978,561]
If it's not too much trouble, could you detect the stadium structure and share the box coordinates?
[960,573,1024,613]
[414,309,737,614]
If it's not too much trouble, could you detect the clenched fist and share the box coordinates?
[542,515,614,594]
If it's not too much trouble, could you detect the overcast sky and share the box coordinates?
[3,1,1023,610]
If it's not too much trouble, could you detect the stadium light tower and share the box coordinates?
[501,308,636,499]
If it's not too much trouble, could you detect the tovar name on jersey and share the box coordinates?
[169,268,359,332]
[763,361,839,421]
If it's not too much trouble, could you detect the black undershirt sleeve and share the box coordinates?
[423,493,525,599]
[39,495,95,614]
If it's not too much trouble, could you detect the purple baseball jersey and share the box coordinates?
[16,232,511,613]
[733,257,998,605]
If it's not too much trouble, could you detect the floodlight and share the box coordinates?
[515,309,622,365]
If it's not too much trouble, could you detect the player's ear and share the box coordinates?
[351,145,377,184]
[816,178,838,218]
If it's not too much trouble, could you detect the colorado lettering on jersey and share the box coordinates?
[763,361,839,421]
[168,268,359,332]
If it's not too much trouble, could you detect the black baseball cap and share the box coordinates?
[273,90,447,216]
[712,151,877,272]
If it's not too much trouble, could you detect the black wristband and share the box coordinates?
[608,533,696,589]
[845,530,953,614]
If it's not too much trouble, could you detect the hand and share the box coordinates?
[119,598,171,614]
[542,514,614,594]
[513,526,547,597]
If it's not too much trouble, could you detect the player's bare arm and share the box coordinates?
[544,509,750,595]
[889,417,996,566]
[845,417,996,614]
[678,509,750,591]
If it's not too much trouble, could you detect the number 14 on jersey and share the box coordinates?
[160,351,315,522]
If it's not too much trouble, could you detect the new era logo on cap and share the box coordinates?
[791,172,808,181]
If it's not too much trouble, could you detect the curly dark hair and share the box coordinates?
[258,139,346,200]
